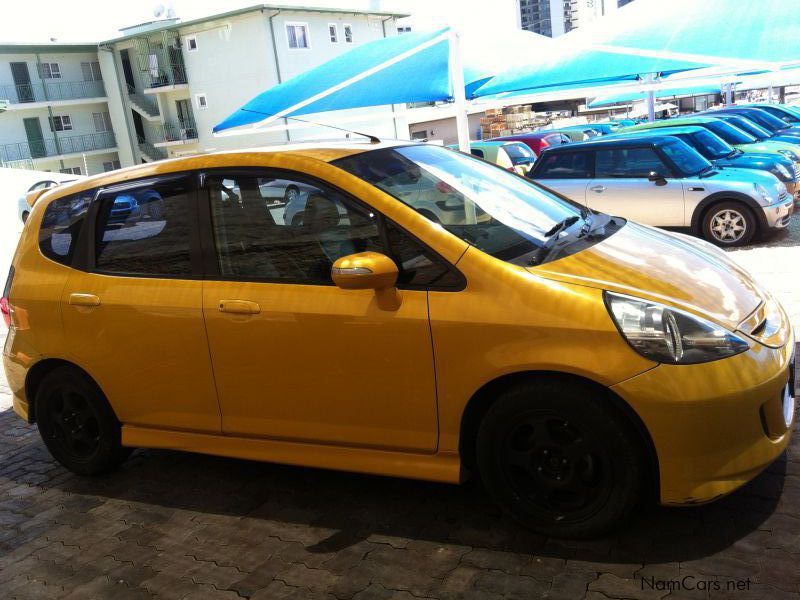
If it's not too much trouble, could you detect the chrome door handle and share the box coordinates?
[69,293,101,307]
[219,299,261,315]
[589,185,606,193]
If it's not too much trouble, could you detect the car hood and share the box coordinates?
[529,222,763,329]
[739,141,799,158]
[716,153,779,171]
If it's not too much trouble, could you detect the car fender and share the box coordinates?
[689,190,767,234]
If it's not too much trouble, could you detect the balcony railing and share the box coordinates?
[0,131,116,162]
[127,84,160,117]
[0,80,106,104]
[137,136,167,161]
[154,118,199,144]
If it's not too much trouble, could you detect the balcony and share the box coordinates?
[132,30,189,92]
[0,80,106,106]
[0,131,117,162]
[152,118,199,147]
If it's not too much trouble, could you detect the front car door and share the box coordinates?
[60,173,221,432]
[587,145,685,225]
[200,168,447,452]
[530,150,592,204]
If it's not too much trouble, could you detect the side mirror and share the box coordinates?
[648,171,668,186]
[332,252,401,310]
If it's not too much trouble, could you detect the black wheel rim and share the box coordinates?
[500,410,612,523]
[45,385,101,460]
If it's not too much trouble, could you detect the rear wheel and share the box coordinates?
[476,379,643,538]
[701,201,756,247]
[35,366,131,475]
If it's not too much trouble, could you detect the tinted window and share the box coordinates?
[595,147,667,178]
[470,148,485,158]
[689,129,733,159]
[208,173,382,284]
[703,120,756,145]
[385,222,461,287]
[660,140,712,176]
[94,176,192,276]
[39,191,92,265]
[504,143,536,165]
[534,152,591,179]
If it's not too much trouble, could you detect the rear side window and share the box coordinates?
[534,152,592,179]
[93,176,193,276]
[39,191,93,265]
[595,147,666,178]
[470,148,485,159]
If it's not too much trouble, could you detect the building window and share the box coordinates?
[59,167,82,175]
[410,130,427,140]
[103,160,121,172]
[39,62,61,79]
[344,24,353,43]
[186,36,198,52]
[286,23,310,49]
[195,93,208,109]
[328,23,338,43]
[397,26,412,34]
[93,112,113,132]
[50,115,72,131]
[81,61,102,81]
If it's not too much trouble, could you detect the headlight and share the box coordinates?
[604,292,750,364]
[754,183,772,204]
[775,163,792,179]
[777,149,798,160]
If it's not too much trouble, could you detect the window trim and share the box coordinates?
[74,171,204,280]
[50,114,72,132]
[195,93,208,109]
[186,36,198,52]
[285,21,311,50]
[343,23,353,43]
[197,167,465,291]
[328,23,338,43]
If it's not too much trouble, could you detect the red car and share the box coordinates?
[491,131,571,157]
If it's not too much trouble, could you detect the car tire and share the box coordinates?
[476,378,643,538]
[701,201,756,247]
[35,366,131,475]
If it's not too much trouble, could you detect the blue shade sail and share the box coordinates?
[587,85,722,108]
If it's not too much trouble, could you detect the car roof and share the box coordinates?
[540,134,681,152]
[492,131,561,140]
[38,139,415,200]
[615,125,706,136]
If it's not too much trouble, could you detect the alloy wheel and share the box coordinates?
[46,386,101,460]
[710,209,747,243]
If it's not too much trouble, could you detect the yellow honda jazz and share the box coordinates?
[2,141,795,538]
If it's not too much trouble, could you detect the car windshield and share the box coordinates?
[735,110,788,132]
[503,143,536,164]
[724,116,771,140]
[660,139,713,176]
[702,120,757,145]
[333,144,586,261]
[690,129,735,159]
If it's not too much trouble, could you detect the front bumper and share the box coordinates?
[763,196,794,230]
[612,332,795,505]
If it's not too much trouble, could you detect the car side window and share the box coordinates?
[206,173,382,284]
[470,148,485,159]
[93,175,193,276]
[534,152,592,179]
[384,221,461,288]
[595,147,667,178]
[39,191,93,265]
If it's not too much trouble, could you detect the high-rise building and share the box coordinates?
[518,0,635,37]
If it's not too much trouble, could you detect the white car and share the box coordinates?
[17,173,84,223]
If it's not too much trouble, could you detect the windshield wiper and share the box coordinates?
[697,165,717,178]
[530,215,582,266]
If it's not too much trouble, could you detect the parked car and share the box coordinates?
[491,131,571,157]
[606,125,800,200]
[447,140,537,175]
[546,125,603,142]
[706,107,800,143]
[4,141,794,538]
[17,175,82,223]
[620,116,800,162]
[529,135,793,246]
[733,103,800,127]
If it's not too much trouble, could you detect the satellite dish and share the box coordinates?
[153,3,165,18]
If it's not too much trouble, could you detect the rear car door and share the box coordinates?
[529,150,592,204]
[587,146,685,225]
[60,173,221,433]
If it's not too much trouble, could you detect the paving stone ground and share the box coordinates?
[1,215,799,599]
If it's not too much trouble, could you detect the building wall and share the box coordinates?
[408,113,484,145]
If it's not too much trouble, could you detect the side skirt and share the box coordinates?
[122,425,463,484]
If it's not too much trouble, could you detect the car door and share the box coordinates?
[587,145,685,225]
[60,173,221,433]
[200,169,441,452]
[529,150,592,204]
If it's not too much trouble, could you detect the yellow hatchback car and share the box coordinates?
[2,141,796,538]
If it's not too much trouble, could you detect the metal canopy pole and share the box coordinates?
[449,29,471,154]
[645,73,656,122]
[725,82,733,106]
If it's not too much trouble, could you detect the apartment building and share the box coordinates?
[0,4,406,174]
[0,43,123,175]
[519,0,635,37]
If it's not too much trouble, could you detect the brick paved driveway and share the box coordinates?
[1,216,799,600]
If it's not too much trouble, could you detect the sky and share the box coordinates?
[3,0,520,43]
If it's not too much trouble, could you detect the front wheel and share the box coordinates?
[701,201,756,247]
[35,366,131,475]
[476,379,643,538]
